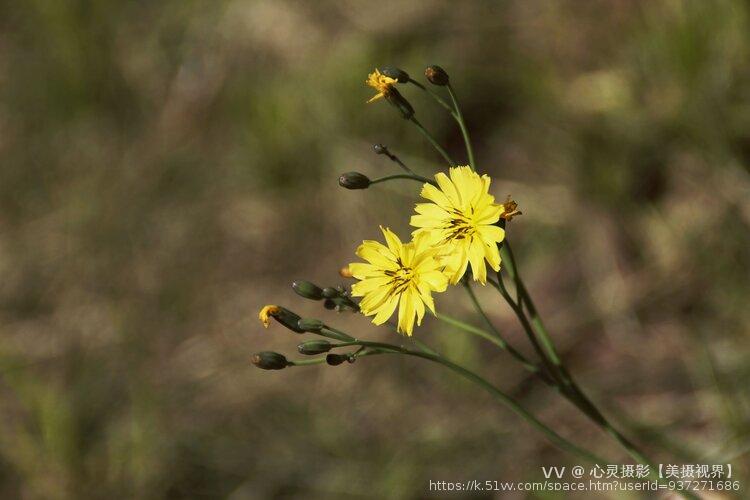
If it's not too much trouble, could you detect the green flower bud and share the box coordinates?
[297,318,325,333]
[259,305,304,333]
[379,66,410,83]
[385,87,415,119]
[373,143,388,155]
[251,351,288,370]
[326,353,350,366]
[322,287,339,298]
[292,280,324,300]
[298,339,332,355]
[425,65,449,86]
[339,172,371,189]
[323,299,336,310]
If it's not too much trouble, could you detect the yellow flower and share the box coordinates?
[349,227,448,336]
[410,166,509,285]
[366,69,398,103]
[259,305,281,328]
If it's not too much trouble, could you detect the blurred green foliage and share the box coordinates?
[0,0,749,498]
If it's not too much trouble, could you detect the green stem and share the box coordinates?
[348,340,606,465]
[408,79,456,115]
[460,282,547,378]
[409,116,456,167]
[370,173,434,186]
[490,275,566,386]
[447,83,476,170]
[496,241,673,487]
[501,240,561,365]
[435,312,506,350]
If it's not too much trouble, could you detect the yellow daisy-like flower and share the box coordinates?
[349,227,448,336]
[411,166,510,285]
[366,69,398,103]
[258,305,281,328]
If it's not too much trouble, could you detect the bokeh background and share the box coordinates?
[1,1,749,498]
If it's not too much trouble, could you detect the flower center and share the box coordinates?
[385,264,414,295]
[444,209,476,241]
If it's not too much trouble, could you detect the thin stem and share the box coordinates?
[447,83,476,170]
[490,274,566,386]
[461,282,547,378]
[501,240,561,365]
[348,340,606,465]
[409,116,456,167]
[370,173,433,186]
[373,143,427,178]
[435,312,506,350]
[408,79,456,115]
[496,241,667,482]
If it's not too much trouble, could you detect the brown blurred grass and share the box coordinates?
[0,0,749,498]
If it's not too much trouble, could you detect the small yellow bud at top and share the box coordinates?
[259,305,281,328]
[366,69,398,103]
[339,266,353,278]
[501,196,522,221]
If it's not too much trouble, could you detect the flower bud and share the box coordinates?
[251,351,288,370]
[373,143,388,155]
[298,339,333,355]
[322,287,339,298]
[259,305,304,333]
[326,353,350,366]
[339,266,353,278]
[425,65,449,86]
[324,299,336,310]
[379,66,409,83]
[385,88,414,119]
[339,172,371,190]
[292,280,324,300]
[297,318,325,333]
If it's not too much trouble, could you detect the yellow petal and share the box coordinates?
[372,293,399,325]
[351,276,391,296]
[420,182,451,208]
[435,172,462,207]
[468,237,487,284]
[397,290,416,336]
[477,224,505,244]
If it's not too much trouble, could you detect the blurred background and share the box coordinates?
[1,0,749,498]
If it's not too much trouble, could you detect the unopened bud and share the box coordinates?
[373,144,388,155]
[326,353,350,366]
[298,339,333,355]
[323,299,336,310]
[339,172,371,190]
[339,266,353,278]
[385,88,414,119]
[292,280,324,300]
[259,305,304,333]
[425,65,449,86]
[322,287,339,298]
[251,351,288,370]
[297,318,325,333]
[379,66,409,83]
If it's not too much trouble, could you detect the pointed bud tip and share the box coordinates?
[297,318,325,332]
[251,351,288,370]
[298,339,333,355]
[379,66,410,83]
[292,280,324,300]
[425,65,449,86]
[326,353,350,366]
[339,172,371,189]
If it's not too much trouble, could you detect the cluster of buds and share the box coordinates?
[292,279,359,312]
[252,279,366,370]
